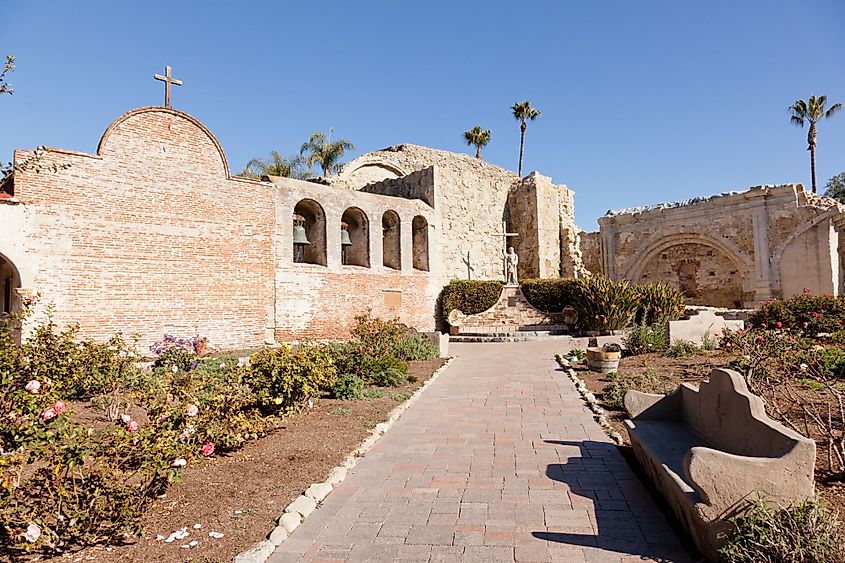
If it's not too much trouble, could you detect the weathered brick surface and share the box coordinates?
[4,108,441,349]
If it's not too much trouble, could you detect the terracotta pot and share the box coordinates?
[586,347,621,373]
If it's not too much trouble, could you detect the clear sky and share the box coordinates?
[2,1,844,229]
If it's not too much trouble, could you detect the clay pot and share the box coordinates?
[586,347,621,373]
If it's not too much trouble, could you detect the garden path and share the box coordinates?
[269,341,692,562]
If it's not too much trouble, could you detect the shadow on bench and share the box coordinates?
[624,368,815,560]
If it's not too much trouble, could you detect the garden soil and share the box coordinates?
[24,358,446,563]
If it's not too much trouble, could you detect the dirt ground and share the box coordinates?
[21,358,447,563]
[572,352,845,516]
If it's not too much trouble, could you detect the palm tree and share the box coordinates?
[511,100,541,177]
[463,126,491,159]
[789,95,842,193]
[239,151,308,179]
[300,132,354,178]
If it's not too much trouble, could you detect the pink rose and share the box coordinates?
[157,413,169,423]
[52,401,67,415]
[185,404,198,417]
[201,442,215,457]
[127,420,140,432]
[25,380,41,393]
[775,322,782,328]
[41,407,56,421]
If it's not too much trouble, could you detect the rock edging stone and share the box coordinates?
[233,357,455,563]
[555,355,624,445]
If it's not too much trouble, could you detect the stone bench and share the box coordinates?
[623,368,815,559]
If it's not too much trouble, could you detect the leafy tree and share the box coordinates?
[511,100,541,177]
[299,132,354,178]
[789,95,842,193]
[239,151,309,179]
[0,55,14,96]
[463,126,491,159]
[823,171,845,203]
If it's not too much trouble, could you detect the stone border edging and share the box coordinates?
[555,355,624,445]
[233,357,456,563]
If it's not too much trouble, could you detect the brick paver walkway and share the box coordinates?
[270,342,692,562]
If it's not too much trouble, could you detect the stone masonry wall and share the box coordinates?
[597,184,845,306]
[359,166,435,209]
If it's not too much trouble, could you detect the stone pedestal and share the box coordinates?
[447,286,568,335]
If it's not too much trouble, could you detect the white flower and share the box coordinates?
[800,363,809,371]
[171,458,187,467]
[171,365,179,373]
[25,380,41,393]
[24,523,41,543]
[185,404,199,417]
[120,414,132,423]
[237,356,250,368]
[219,362,226,369]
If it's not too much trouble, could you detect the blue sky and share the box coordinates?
[2,1,844,229]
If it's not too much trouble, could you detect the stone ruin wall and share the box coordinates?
[590,184,845,307]
[335,145,583,283]
[334,145,522,282]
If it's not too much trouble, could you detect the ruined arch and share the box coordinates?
[293,199,327,266]
[412,215,429,271]
[341,207,370,267]
[626,233,752,308]
[382,210,402,270]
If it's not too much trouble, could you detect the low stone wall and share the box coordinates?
[448,285,568,335]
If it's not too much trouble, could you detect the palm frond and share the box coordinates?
[825,102,843,119]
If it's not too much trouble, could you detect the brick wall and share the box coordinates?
[6,107,442,350]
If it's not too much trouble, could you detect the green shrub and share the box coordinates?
[602,369,671,410]
[801,347,845,379]
[441,280,504,316]
[633,282,685,326]
[718,496,844,563]
[391,392,412,402]
[565,349,587,362]
[701,332,719,351]
[750,292,845,335]
[390,334,438,361]
[624,323,666,355]
[571,276,639,332]
[665,339,699,358]
[361,388,383,399]
[246,343,336,412]
[370,356,408,387]
[332,374,365,400]
[520,278,580,312]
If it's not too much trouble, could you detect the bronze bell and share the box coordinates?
[340,223,352,246]
[293,222,310,245]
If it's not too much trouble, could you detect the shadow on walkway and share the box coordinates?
[532,440,696,562]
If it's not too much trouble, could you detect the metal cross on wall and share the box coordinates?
[462,250,475,280]
[494,220,518,280]
[154,66,182,108]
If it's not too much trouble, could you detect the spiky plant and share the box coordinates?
[511,100,541,177]
[300,132,354,178]
[463,126,491,159]
[789,95,842,193]
[240,151,308,179]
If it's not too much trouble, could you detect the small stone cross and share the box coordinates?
[462,250,475,280]
[492,220,518,281]
[154,65,182,108]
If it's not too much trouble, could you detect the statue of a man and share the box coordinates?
[505,246,519,285]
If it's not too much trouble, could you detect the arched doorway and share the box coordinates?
[0,252,21,317]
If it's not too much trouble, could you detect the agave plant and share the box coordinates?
[571,276,639,332]
[634,282,686,326]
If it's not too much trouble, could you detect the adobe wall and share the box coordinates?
[594,184,845,307]
[270,176,439,340]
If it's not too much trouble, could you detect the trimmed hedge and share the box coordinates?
[441,280,504,315]
[520,278,580,312]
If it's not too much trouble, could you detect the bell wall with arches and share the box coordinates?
[592,184,845,308]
